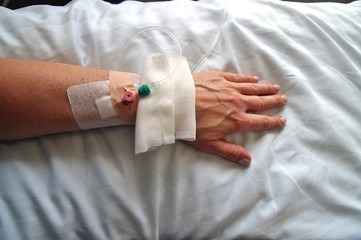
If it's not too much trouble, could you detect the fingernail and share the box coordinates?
[280,116,287,125]
[238,158,251,166]
[281,95,288,103]
[273,84,280,91]
[253,76,259,81]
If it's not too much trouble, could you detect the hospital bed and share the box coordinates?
[1,0,361,239]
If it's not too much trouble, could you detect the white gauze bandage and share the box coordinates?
[135,54,196,153]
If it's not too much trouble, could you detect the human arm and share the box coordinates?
[0,58,129,140]
[0,58,287,165]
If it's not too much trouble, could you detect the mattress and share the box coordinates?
[1,0,361,239]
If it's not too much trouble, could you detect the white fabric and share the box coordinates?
[1,0,361,239]
[135,54,195,153]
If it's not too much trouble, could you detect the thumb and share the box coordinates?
[208,139,252,166]
[186,139,252,166]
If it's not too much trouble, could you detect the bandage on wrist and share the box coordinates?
[109,71,139,125]
[135,54,196,154]
[67,54,196,154]
[67,80,120,129]
[67,71,139,129]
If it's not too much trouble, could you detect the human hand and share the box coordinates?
[186,71,287,166]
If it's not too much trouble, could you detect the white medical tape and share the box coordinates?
[95,95,118,120]
[67,80,122,129]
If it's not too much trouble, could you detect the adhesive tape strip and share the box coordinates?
[67,80,122,129]
[108,71,139,125]
[95,95,118,120]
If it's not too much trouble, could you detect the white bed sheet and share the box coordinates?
[1,0,361,239]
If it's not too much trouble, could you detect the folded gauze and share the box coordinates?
[135,54,196,154]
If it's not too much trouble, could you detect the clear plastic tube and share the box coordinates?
[192,0,228,72]
[119,0,228,93]
[119,26,183,94]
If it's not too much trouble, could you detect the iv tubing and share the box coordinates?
[119,26,183,88]
[192,0,228,72]
[119,0,228,85]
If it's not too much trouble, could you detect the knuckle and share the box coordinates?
[236,115,250,130]
[251,85,258,95]
[242,84,258,95]
[222,72,237,81]
[227,113,246,131]
[229,112,242,128]
[216,71,228,79]
[258,97,266,109]
[225,148,242,161]
[241,74,252,82]
[213,140,242,161]
[280,95,288,104]
[262,116,271,129]
[233,97,248,108]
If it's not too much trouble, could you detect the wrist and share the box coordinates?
[109,71,139,125]
[134,54,196,153]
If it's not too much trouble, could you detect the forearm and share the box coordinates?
[0,59,111,140]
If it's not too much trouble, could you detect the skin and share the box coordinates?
[189,72,287,166]
[0,58,108,140]
[0,59,287,166]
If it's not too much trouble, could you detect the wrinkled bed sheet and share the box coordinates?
[1,0,361,239]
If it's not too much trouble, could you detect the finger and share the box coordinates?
[186,139,252,166]
[222,72,259,84]
[238,114,287,131]
[205,139,252,166]
[234,83,280,96]
[246,94,288,111]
